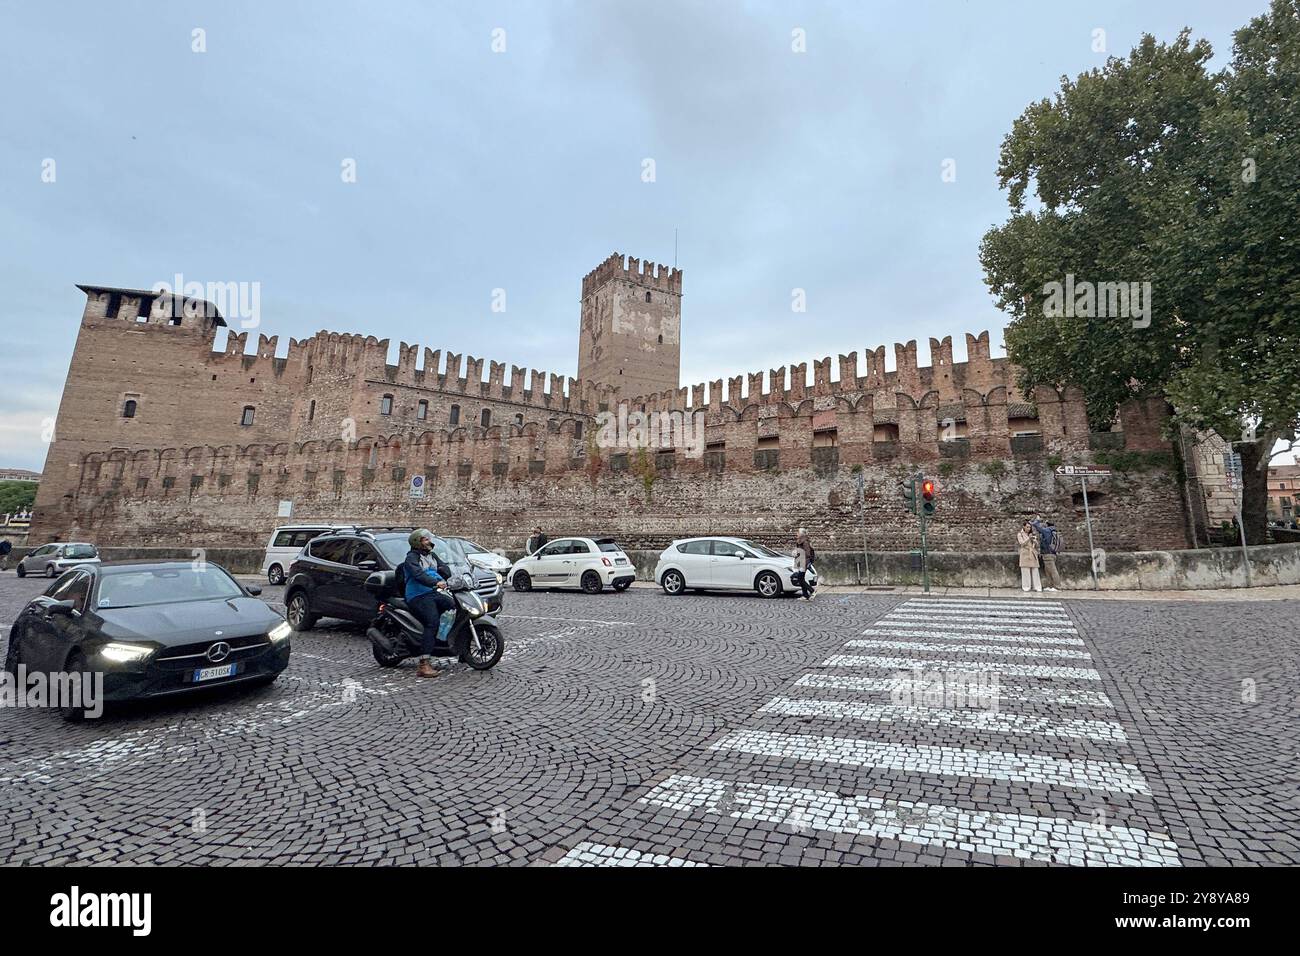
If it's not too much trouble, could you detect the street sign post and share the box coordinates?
[1053,464,1112,590]
[409,474,425,500]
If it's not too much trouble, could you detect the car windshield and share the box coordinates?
[597,541,623,553]
[65,544,97,558]
[96,567,244,609]
[738,540,782,558]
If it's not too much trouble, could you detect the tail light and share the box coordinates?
[602,557,612,567]
[378,603,388,613]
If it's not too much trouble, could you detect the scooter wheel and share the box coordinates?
[372,645,404,667]
[461,622,504,671]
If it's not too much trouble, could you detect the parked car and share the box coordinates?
[509,537,635,594]
[3,561,290,720]
[446,536,511,577]
[16,542,100,579]
[261,524,352,585]
[283,529,503,631]
[654,537,797,598]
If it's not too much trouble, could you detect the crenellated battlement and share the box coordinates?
[581,251,683,298]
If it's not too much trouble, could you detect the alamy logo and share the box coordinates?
[152,273,261,329]
[50,886,151,936]
[595,408,707,458]
[1042,273,1151,328]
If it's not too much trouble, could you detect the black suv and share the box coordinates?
[283,529,503,631]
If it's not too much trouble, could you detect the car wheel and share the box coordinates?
[661,570,685,595]
[45,564,58,578]
[581,570,603,594]
[612,579,631,592]
[286,592,318,631]
[3,626,21,676]
[267,564,285,586]
[512,570,532,592]
[755,571,781,598]
[61,651,93,722]
[15,563,25,578]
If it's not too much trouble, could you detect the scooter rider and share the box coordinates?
[404,528,455,680]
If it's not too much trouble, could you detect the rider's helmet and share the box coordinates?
[409,528,434,550]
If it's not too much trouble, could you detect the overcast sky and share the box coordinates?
[1,0,1284,472]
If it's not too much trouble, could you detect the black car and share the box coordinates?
[283,530,503,631]
[3,561,291,720]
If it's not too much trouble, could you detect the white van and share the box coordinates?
[261,525,351,584]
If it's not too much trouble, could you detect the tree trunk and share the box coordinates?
[1239,440,1270,545]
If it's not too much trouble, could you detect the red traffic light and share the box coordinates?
[921,479,936,500]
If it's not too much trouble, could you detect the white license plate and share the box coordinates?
[193,664,236,682]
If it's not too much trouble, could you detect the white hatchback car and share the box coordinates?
[655,537,797,598]
[509,537,635,594]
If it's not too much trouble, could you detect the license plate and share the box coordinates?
[615,557,628,564]
[193,663,237,682]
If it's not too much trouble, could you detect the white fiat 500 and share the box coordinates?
[654,537,797,598]
[509,537,635,594]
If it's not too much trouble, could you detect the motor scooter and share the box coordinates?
[364,569,504,670]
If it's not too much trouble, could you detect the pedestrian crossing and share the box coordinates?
[561,596,1181,866]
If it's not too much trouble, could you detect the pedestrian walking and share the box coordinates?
[526,526,548,555]
[1016,520,1042,593]
[793,528,817,601]
[1034,517,1063,591]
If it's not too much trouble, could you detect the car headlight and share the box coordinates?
[269,621,292,643]
[99,642,153,664]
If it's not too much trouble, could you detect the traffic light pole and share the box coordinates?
[919,504,930,594]
[1081,476,1098,591]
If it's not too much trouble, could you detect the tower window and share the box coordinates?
[122,398,138,419]
[481,409,492,428]
[449,404,460,425]
[308,400,316,422]
[417,400,428,420]
[574,421,583,439]
[306,365,313,384]
[514,413,524,427]
[380,394,394,416]
[241,406,256,427]
[645,291,651,303]
[658,334,663,344]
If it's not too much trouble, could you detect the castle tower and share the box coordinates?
[577,252,682,398]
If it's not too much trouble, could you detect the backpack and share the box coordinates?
[1050,530,1063,554]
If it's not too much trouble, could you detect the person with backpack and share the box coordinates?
[793,529,817,601]
[1036,518,1063,591]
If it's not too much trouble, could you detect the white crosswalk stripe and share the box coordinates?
[859,627,1085,646]
[845,639,1092,661]
[793,673,1115,709]
[758,696,1128,743]
[822,654,1103,680]
[873,618,1079,635]
[888,606,1071,619]
[555,841,708,867]
[906,599,1067,610]
[711,729,1152,793]
[639,775,1179,866]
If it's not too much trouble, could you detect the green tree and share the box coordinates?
[980,1,1300,544]
[0,481,37,515]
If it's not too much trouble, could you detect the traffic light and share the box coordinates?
[901,475,917,514]
[921,477,937,516]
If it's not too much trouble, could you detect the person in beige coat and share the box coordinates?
[1016,521,1042,592]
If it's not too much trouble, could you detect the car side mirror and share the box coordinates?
[245,584,263,596]
[356,560,377,571]
[734,551,746,559]
[47,600,76,615]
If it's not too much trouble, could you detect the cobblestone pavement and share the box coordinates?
[0,573,1295,866]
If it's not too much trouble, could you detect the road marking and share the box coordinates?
[888,606,1071,619]
[710,729,1150,793]
[759,696,1127,743]
[639,774,1179,866]
[554,841,707,867]
[887,610,1072,623]
[860,627,1085,646]
[903,599,1067,610]
[874,619,1079,635]
[793,673,1115,709]
[846,639,1092,661]
[822,655,1102,680]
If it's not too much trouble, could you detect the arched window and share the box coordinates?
[645,291,652,303]
[380,394,393,416]
[241,406,256,427]
[308,400,316,422]
[514,413,524,427]
[122,398,138,418]
[449,404,460,425]
[574,420,583,439]
[481,409,492,428]
[417,400,428,420]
